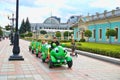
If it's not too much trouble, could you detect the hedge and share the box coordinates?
[64,43,120,58]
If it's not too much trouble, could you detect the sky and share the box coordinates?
[0,0,120,28]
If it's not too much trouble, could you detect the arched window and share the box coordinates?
[115,27,118,39]
[99,29,102,39]
[106,28,109,39]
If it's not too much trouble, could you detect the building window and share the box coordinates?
[93,29,96,39]
[81,32,84,39]
[77,32,78,38]
[32,27,34,30]
[106,28,109,39]
[115,28,118,39]
[99,29,102,39]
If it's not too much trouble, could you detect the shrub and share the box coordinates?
[37,39,41,42]
[79,38,86,42]
[25,32,32,37]
[63,42,120,59]
[60,40,71,43]
[0,28,3,36]
[20,34,25,38]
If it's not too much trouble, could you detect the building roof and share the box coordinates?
[43,16,60,24]
[39,29,73,32]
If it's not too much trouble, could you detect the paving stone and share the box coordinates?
[16,78,26,80]
[8,75,16,78]
[25,77,34,80]
[0,75,7,80]
[0,39,120,80]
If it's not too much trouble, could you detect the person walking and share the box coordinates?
[70,39,76,56]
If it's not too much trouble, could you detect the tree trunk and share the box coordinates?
[88,37,89,42]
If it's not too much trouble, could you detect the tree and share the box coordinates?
[19,19,26,34]
[25,32,33,37]
[69,31,73,36]
[84,30,92,42]
[106,29,117,43]
[0,27,3,36]
[40,30,47,34]
[20,34,25,38]
[70,27,73,30]
[56,31,61,37]
[19,17,31,34]
[5,25,11,31]
[64,31,71,40]
[64,31,69,37]
[25,17,31,32]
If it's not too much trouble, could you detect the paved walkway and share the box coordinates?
[0,39,120,80]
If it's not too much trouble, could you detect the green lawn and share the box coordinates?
[77,42,120,52]
[63,42,120,58]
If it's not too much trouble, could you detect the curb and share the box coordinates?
[66,48,120,65]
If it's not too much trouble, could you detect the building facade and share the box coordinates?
[31,16,72,40]
[1,28,10,37]
[67,15,82,40]
[73,8,120,43]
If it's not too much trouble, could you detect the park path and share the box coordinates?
[0,39,120,80]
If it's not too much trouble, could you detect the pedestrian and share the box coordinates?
[0,36,1,41]
[70,39,76,56]
[50,37,60,50]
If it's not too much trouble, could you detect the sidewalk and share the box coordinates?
[0,39,120,80]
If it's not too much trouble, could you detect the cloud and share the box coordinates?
[0,0,15,3]
[19,0,79,23]
[89,0,120,9]
[1,0,120,27]
[19,6,53,23]
[35,0,66,8]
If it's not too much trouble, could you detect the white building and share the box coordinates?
[30,16,73,40]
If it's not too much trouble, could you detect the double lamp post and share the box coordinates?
[9,0,24,61]
[8,13,15,45]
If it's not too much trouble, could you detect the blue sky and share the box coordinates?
[0,0,120,28]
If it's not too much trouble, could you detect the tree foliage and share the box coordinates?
[84,30,92,37]
[69,31,73,36]
[70,27,73,30]
[19,17,31,34]
[25,17,31,32]
[56,31,61,37]
[20,34,25,38]
[106,29,117,44]
[40,30,47,34]
[84,30,92,41]
[25,32,33,37]
[64,31,70,37]
[19,19,26,34]
[0,27,3,36]
[5,25,11,31]
[106,29,117,37]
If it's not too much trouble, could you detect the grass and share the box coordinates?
[77,42,120,52]
[63,42,120,58]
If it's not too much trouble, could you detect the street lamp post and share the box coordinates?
[9,0,24,61]
[8,13,15,45]
[35,25,38,40]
